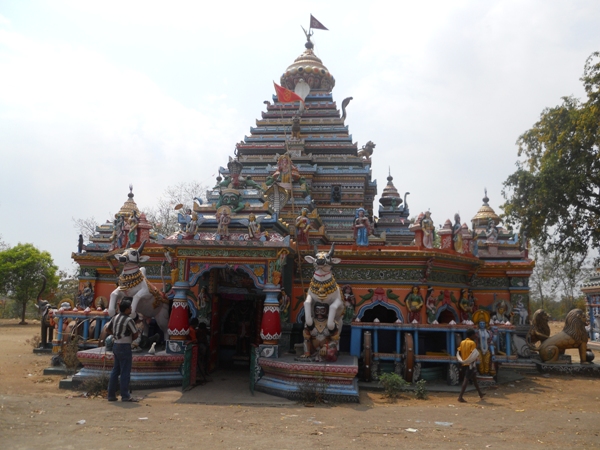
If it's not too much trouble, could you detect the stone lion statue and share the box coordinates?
[357,141,375,159]
[539,309,589,363]
[526,309,550,351]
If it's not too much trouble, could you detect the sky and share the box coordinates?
[1,1,599,273]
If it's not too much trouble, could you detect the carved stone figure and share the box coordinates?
[526,309,551,350]
[353,207,372,246]
[539,309,589,363]
[421,211,435,249]
[302,244,344,361]
[108,240,169,340]
[357,141,375,159]
[291,115,301,139]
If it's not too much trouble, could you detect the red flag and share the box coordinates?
[310,14,328,31]
[273,82,304,104]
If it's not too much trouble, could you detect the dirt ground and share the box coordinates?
[1,320,600,450]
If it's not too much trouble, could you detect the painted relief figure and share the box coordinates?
[473,310,496,376]
[341,284,356,325]
[425,286,440,324]
[403,285,424,323]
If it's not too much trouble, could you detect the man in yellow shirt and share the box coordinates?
[457,328,485,403]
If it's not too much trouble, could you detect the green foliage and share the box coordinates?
[414,379,428,400]
[502,52,600,261]
[0,243,59,323]
[378,372,408,400]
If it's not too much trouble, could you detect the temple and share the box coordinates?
[64,31,535,401]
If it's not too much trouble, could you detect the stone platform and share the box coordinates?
[535,361,600,377]
[67,347,184,390]
[255,354,359,403]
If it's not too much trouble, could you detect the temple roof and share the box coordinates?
[280,41,335,93]
[117,185,140,218]
[379,170,401,207]
[471,189,501,228]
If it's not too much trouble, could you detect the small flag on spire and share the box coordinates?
[273,82,304,104]
[310,14,328,31]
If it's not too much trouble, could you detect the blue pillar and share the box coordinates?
[350,327,362,357]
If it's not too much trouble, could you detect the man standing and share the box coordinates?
[107,298,139,402]
[457,328,485,403]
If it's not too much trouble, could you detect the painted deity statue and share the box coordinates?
[403,285,424,323]
[295,208,311,244]
[267,153,300,186]
[278,289,290,324]
[492,299,511,323]
[453,288,473,323]
[247,213,262,240]
[78,282,94,309]
[353,207,372,246]
[216,206,231,237]
[111,214,125,248]
[452,213,463,253]
[425,286,440,324]
[485,218,499,243]
[197,286,211,325]
[473,310,496,376]
[421,211,435,249]
[342,284,356,325]
[128,211,139,246]
[303,302,341,362]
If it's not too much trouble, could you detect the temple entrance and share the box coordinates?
[200,267,264,374]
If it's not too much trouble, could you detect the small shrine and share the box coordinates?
[63,26,538,401]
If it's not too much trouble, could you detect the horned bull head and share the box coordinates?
[115,240,150,264]
[305,243,341,267]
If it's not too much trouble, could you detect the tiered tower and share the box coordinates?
[209,36,379,245]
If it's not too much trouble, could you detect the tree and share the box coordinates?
[143,181,207,237]
[0,244,59,324]
[72,216,100,241]
[502,52,600,261]
[528,247,560,311]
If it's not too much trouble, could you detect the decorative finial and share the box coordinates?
[483,188,489,206]
[128,184,134,199]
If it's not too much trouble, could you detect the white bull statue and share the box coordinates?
[302,244,344,361]
[108,240,169,340]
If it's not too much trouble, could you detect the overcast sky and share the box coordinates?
[1,1,599,273]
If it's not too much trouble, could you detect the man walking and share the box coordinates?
[457,328,485,403]
[107,299,139,402]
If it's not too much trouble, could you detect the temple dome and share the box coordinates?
[117,185,140,218]
[471,189,501,228]
[379,172,401,208]
[280,43,335,93]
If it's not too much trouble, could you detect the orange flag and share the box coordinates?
[273,82,304,104]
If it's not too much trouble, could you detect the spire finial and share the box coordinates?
[483,188,489,205]
[128,184,134,199]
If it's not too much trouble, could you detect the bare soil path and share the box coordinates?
[1,320,599,449]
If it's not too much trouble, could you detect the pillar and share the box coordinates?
[259,284,282,358]
[166,281,190,354]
